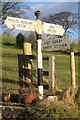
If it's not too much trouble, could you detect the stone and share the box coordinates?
[47,96,58,101]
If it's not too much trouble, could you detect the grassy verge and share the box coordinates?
[1,35,79,119]
[25,99,78,119]
[2,36,22,93]
[2,36,79,93]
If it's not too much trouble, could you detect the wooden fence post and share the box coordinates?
[23,42,32,83]
[49,56,55,93]
[23,42,32,55]
[0,109,2,120]
[70,52,76,88]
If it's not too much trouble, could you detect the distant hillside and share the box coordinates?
[71,42,80,53]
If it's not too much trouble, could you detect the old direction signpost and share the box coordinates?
[5,10,65,100]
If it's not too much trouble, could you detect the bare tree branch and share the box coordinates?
[43,12,77,32]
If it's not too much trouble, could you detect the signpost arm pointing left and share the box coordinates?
[5,16,35,32]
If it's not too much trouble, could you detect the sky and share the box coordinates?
[24,2,78,20]
[1,1,79,40]
[3,0,79,2]
[17,2,79,39]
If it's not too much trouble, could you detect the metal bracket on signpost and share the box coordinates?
[35,11,43,100]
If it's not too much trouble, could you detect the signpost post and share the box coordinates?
[5,10,65,100]
[35,11,43,100]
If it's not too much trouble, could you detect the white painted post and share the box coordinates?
[35,11,43,100]
[37,39,43,100]
[49,56,55,93]
[70,52,76,88]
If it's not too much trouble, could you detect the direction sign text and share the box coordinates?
[5,16,65,36]
[42,37,71,51]
[5,16,35,32]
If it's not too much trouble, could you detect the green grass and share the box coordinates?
[2,36,23,93]
[1,35,79,119]
[1,36,79,93]
[43,52,79,89]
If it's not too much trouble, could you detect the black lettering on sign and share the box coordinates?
[20,20,33,25]
[47,29,52,32]
[49,26,55,29]
[52,39,62,44]
[21,20,25,24]
[17,24,26,28]
[45,41,50,45]
[52,40,54,43]
[25,21,28,24]
[28,22,32,25]
[8,18,19,23]
[47,29,56,33]
[43,45,52,49]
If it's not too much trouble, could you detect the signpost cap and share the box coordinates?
[35,10,41,19]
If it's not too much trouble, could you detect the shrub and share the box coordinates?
[16,33,24,48]
[70,42,79,53]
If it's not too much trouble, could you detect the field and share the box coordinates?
[1,36,79,119]
[2,36,79,94]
